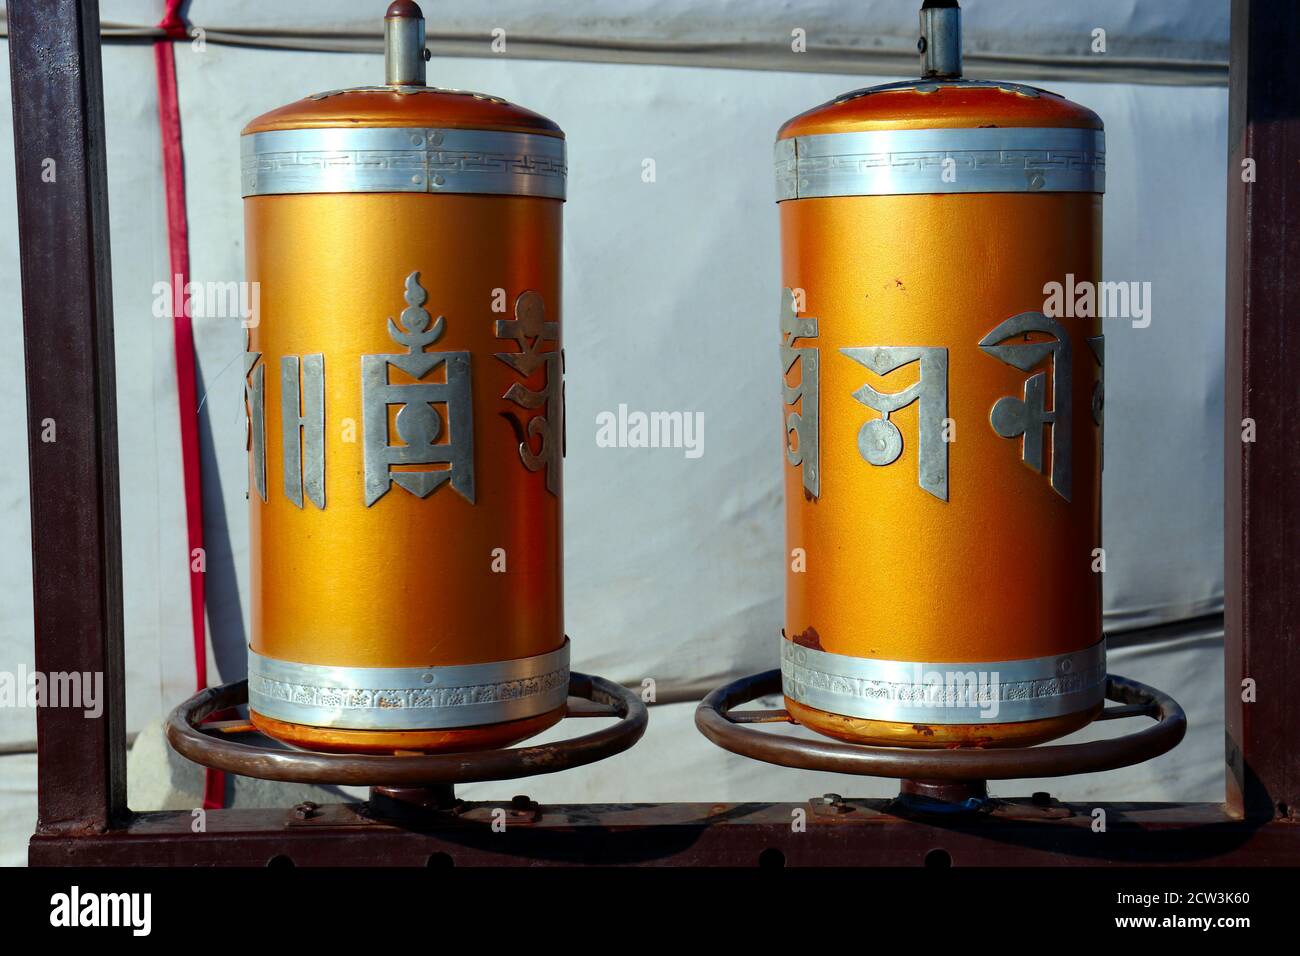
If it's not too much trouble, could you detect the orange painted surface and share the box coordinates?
[779,191,1102,747]
[245,192,564,752]
[786,698,1102,750]
[249,708,564,755]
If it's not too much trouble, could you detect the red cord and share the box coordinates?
[154,0,225,811]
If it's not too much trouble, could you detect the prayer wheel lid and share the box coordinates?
[779,1,1100,139]
[242,89,563,138]
[778,81,1102,140]
[242,1,562,138]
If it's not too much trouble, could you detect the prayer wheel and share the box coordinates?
[241,1,567,753]
[777,0,1106,747]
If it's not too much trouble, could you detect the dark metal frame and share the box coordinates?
[12,0,1299,866]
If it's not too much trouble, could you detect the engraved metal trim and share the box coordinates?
[248,639,571,730]
[781,636,1106,724]
[241,127,566,199]
[775,127,1104,200]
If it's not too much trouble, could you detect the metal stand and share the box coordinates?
[166,672,647,822]
[696,671,1186,811]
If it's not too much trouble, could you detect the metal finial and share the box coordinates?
[385,1,429,87]
[919,0,962,80]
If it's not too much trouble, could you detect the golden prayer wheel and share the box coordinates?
[777,0,1106,748]
[241,1,567,754]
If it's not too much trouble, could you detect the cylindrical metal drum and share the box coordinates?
[241,2,568,753]
[776,2,1106,748]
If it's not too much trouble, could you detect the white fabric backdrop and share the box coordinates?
[82,0,1229,71]
[0,0,1227,837]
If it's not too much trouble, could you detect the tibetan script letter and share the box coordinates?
[244,329,267,503]
[780,287,820,498]
[494,290,562,496]
[362,271,474,506]
[1088,334,1104,426]
[1089,333,1104,471]
[281,354,325,509]
[840,345,949,501]
[979,311,1072,502]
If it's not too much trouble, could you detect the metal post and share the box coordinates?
[384,0,429,86]
[8,0,127,834]
[918,0,962,80]
[1224,0,1300,822]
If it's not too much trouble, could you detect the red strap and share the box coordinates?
[154,0,225,811]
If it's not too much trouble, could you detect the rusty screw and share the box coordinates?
[292,801,319,820]
[509,794,537,818]
[812,793,851,814]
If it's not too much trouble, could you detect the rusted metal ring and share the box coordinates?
[166,672,646,787]
[695,671,1184,781]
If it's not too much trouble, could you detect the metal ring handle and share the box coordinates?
[167,672,646,788]
[695,671,1185,781]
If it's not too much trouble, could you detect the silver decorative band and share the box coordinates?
[247,639,570,730]
[775,127,1105,200]
[241,127,567,199]
[781,636,1106,725]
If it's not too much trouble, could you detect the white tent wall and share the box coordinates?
[150,0,1229,51]
[0,40,200,753]
[84,0,1229,75]
[1,1,1228,860]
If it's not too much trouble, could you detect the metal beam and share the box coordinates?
[27,802,1300,867]
[8,0,127,834]
[1224,0,1300,822]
